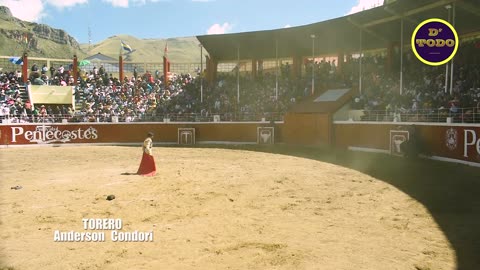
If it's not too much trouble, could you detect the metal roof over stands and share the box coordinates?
[288,88,355,114]
[196,0,480,61]
[84,53,117,62]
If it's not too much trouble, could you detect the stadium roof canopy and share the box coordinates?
[196,0,480,62]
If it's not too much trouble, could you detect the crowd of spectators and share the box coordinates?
[1,38,479,123]
[0,63,78,123]
[29,63,76,86]
[349,39,480,122]
[70,67,303,123]
[0,70,30,122]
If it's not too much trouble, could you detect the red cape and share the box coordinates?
[137,152,156,176]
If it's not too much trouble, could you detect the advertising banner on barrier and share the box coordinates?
[334,123,480,165]
[427,126,480,163]
[0,124,163,145]
[0,123,270,146]
[4,125,99,145]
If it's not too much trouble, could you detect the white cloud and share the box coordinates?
[284,24,291,28]
[102,0,161,8]
[0,0,164,21]
[207,22,232,35]
[0,0,45,21]
[102,0,128,7]
[0,0,88,21]
[131,0,160,5]
[46,0,88,9]
[347,0,383,15]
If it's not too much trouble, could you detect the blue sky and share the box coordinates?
[0,0,384,44]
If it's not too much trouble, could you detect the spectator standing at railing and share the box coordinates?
[146,72,154,84]
[68,75,74,86]
[449,100,459,119]
[50,65,55,77]
[41,64,48,75]
[25,100,32,114]
[11,102,19,115]
[0,104,5,118]
[0,90,5,103]
[41,73,49,84]
[39,105,46,117]
[32,72,45,85]
[0,103,8,116]
[58,65,64,75]
[31,106,39,118]
[31,63,38,72]
[411,99,418,113]
[99,65,105,76]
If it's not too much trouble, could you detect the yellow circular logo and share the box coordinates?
[411,18,458,66]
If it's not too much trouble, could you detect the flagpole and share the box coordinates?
[164,41,168,58]
[22,33,29,84]
[22,52,28,84]
[119,55,124,84]
[73,55,78,86]
[445,5,451,94]
[400,19,403,95]
[449,3,456,95]
[275,39,279,100]
[237,46,240,105]
[310,34,316,95]
[200,44,203,103]
[164,41,168,88]
[359,30,363,95]
[119,41,123,83]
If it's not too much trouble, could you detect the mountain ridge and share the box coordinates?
[0,6,203,64]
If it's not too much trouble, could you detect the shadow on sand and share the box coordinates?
[121,172,138,176]
[334,150,480,270]
[214,144,480,270]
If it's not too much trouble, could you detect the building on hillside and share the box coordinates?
[81,53,119,74]
[84,53,116,62]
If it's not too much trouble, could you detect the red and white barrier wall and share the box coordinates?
[0,122,282,146]
[334,122,480,166]
[1,121,479,167]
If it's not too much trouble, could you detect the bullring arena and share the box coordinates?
[0,145,459,269]
[1,121,480,270]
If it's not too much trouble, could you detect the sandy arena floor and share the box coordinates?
[0,146,455,270]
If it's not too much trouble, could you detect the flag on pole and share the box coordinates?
[9,57,23,65]
[121,40,133,53]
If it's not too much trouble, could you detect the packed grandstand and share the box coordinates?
[1,1,479,124]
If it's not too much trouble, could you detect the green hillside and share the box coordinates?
[81,34,204,63]
[0,6,86,60]
[0,6,205,65]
